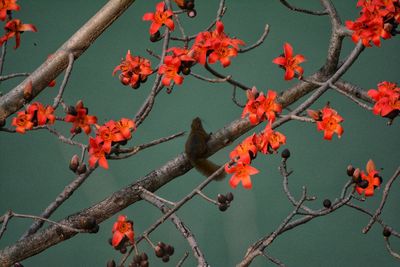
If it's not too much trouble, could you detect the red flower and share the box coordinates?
[11,111,33,134]
[27,102,55,126]
[356,159,382,197]
[158,55,183,86]
[230,134,258,164]
[88,137,111,169]
[312,105,344,140]
[111,215,134,248]
[368,81,400,117]
[225,162,259,189]
[346,16,391,47]
[113,50,152,89]
[64,101,97,135]
[256,124,286,154]
[242,88,282,125]
[273,43,305,80]
[0,0,20,21]
[95,121,124,151]
[192,21,244,66]
[116,118,136,140]
[142,2,174,35]
[0,19,37,49]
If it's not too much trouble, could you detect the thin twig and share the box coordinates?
[262,252,286,267]
[363,167,400,234]
[195,190,218,206]
[110,131,185,159]
[330,82,372,111]
[232,86,245,108]
[190,72,231,83]
[0,72,30,81]
[53,53,75,109]
[239,24,270,53]
[176,252,190,267]
[279,0,328,15]
[385,237,400,260]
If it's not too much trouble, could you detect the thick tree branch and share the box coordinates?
[0,0,136,122]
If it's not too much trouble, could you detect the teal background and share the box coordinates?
[0,1,399,266]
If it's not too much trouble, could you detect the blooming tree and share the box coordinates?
[0,0,399,266]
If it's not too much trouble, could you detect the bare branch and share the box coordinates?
[239,24,270,53]
[53,53,75,109]
[279,0,328,16]
[0,73,30,81]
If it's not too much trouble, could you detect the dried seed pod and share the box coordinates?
[281,148,290,159]
[217,194,227,203]
[226,192,234,202]
[69,154,80,172]
[323,199,332,209]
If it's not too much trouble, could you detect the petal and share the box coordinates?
[156,2,165,12]
[173,74,183,85]
[112,232,124,247]
[229,175,240,189]
[272,57,286,66]
[149,22,161,35]
[164,18,175,31]
[323,130,333,140]
[283,43,293,58]
[19,24,37,32]
[284,68,295,80]
[99,157,109,169]
[241,175,253,189]
[142,13,154,21]
[89,156,98,168]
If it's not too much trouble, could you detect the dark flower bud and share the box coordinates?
[77,163,87,174]
[352,168,361,180]
[162,255,170,263]
[165,245,174,256]
[217,194,227,203]
[74,126,82,134]
[346,165,355,177]
[67,105,77,116]
[186,0,195,10]
[69,154,80,172]
[383,227,392,237]
[219,203,228,212]
[150,31,161,42]
[155,245,164,257]
[281,148,290,159]
[226,192,234,202]
[323,199,332,209]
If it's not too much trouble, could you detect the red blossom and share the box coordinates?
[273,43,305,80]
[64,101,97,135]
[95,121,124,152]
[229,134,258,164]
[368,81,400,117]
[113,50,152,89]
[142,2,174,35]
[11,111,33,134]
[88,137,111,169]
[116,118,136,140]
[242,87,282,125]
[225,162,259,189]
[311,105,344,140]
[111,215,134,248]
[355,159,382,197]
[0,19,37,49]
[192,21,244,66]
[256,124,286,154]
[158,55,183,86]
[0,0,20,21]
[27,102,55,126]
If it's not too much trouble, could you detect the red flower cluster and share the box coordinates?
[242,87,282,125]
[368,81,400,118]
[111,215,134,248]
[158,55,184,87]
[226,124,286,189]
[142,2,174,35]
[12,102,55,134]
[346,0,400,47]
[113,50,152,89]
[88,118,135,169]
[308,105,344,140]
[355,159,382,197]
[192,21,244,67]
[273,43,305,81]
[226,87,286,189]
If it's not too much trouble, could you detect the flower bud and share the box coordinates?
[226,192,234,202]
[323,199,332,209]
[217,194,227,203]
[383,227,392,237]
[77,163,87,174]
[281,148,291,159]
[346,165,355,177]
[69,154,80,172]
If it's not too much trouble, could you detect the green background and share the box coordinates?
[1,1,399,266]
